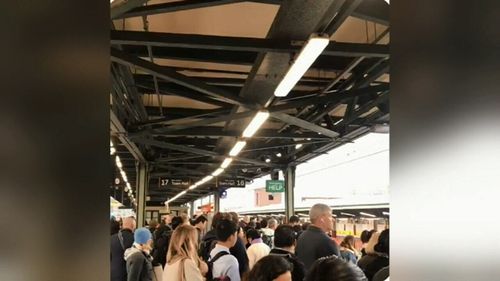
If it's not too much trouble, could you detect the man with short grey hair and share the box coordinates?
[260,218,277,248]
[296,203,340,273]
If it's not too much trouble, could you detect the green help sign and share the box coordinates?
[266,180,285,193]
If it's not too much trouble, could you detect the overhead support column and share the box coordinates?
[214,192,220,214]
[137,162,149,227]
[284,166,296,223]
[190,201,195,217]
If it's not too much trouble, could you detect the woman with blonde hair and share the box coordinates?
[162,224,208,281]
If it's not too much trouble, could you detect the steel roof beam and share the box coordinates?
[131,137,276,167]
[137,83,234,108]
[132,110,259,136]
[111,30,389,58]
[247,0,390,26]
[111,0,148,19]
[134,108,231,127]
[351,0,389,26]
[148,126,331,139]
[270,112,340,138]
[117,0,244,19]
[111,48,257,108]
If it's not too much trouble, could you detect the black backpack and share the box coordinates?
[259,230,274,248]
[206,251,230,281]
[199,236,218,262]
[151,229,172,267]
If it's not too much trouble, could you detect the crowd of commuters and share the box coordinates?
[110,203,389,281]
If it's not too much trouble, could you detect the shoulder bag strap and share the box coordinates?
[210,251,229,263]
[118,231,126,250]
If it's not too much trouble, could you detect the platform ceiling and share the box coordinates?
[110,0,390,206]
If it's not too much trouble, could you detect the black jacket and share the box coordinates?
[152,225,172,268]
[111,229,135,281]
[124,246,154,281]
[296,225,340,273]
[231,237,250,277]
[357,253,389,281]
[270,248,305,281]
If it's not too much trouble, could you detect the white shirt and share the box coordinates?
[246,242,271,270]
[260,228,274,237]
[209,244,240,281]
[162,258,203,281]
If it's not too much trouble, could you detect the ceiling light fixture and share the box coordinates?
[274,33,330,97]
[229,141,247,156]
[382,211,390,216]
[115,156,122,168]
[360,212,376,218]
[212,168,224,176]
[334,118,343,125]
[340,212,355,217]
[276,153,282,157]
[295,144,303,149]
[242,111,270,138]
[221,157,233,168]
[265,158,271,163]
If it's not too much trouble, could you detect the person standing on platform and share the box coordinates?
[296,203,340,273]
[162,224,207,281]
[111,216,136,281]
[228,212,250,277]
[246,229,271,270]
[124,227,154,281]
[209,219,241,281]
[192,215,208,245]
[269,225,305,281]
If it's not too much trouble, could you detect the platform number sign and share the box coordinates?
[266,180,285,193]
[217,178,246,188]
[159,178,190,187]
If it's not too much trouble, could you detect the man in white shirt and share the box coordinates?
[209,218,241,281]
[246,228,271,269]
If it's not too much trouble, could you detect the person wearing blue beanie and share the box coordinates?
[124,227,154,281]
[134,228,152,245]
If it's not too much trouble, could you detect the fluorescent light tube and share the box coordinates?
[242,111,270,138]
[221,157,233,168]
[212,168,224,176]
[274,33,330,97]
[340,212,355,217]
[295,144,303,149]
[115,156,122,168]
[229,141,247,156]
[202,175,214,182]
[382,211,390,216]
[360,212,376,218]
[188,185,197,190]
